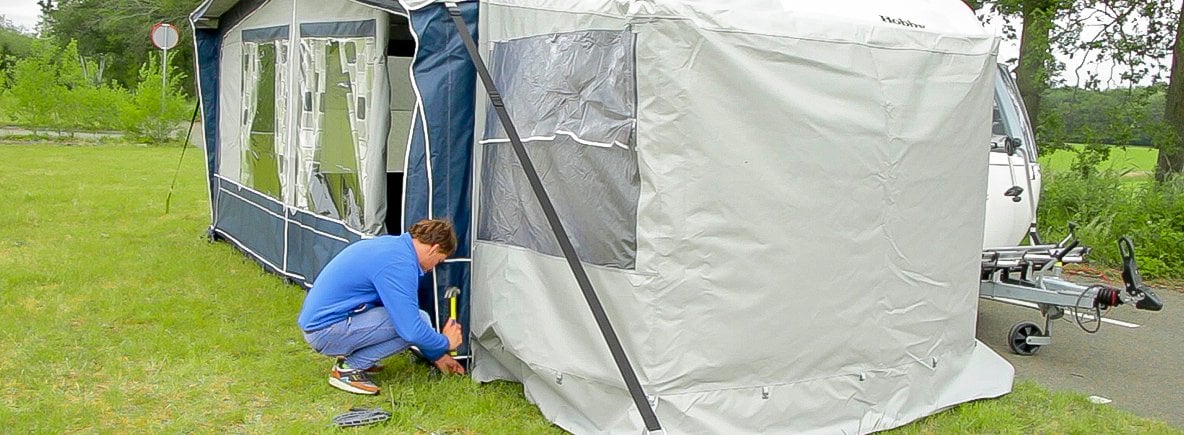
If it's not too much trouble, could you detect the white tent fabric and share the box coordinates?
[469,1,1013,433]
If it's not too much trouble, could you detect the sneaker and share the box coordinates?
[329,365,380,395]
[337,357,383,373]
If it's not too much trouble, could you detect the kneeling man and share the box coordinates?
[298,219,464,395]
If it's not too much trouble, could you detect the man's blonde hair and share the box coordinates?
[408,219,457,256]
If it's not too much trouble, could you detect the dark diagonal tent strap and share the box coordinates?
[442,3,662,431]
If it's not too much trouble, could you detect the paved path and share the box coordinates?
[976,287,1183,428]
[0,123,203,144]
[0,126,125,139]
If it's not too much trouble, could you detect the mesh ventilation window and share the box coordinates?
[241,41,283,199]
[477,29,639,269]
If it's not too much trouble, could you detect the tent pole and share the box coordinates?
[442,3,663,432]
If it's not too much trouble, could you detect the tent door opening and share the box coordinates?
[385,14,415,234]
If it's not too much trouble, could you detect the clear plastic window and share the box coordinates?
[298,36,377,230]
[241,41,283,199]
[477,29,639,269]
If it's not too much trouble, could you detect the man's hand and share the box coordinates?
[443,319,463,350]
[433,354,465,375]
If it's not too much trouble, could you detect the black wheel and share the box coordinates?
[1008,321,1043,356]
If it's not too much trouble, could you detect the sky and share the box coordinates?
[0,0,40,33]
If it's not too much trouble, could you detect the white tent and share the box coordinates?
[191,0,1015,432]
[467,1,1013,433]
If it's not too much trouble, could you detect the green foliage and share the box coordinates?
[2,39,190,142]
[1069,141,1112,177]
[1038,170,1184,278]
[5,40,62,130]
[1036,84,1183,180]
[1042,85,1167,146]
[118,51,190,142]
[0,19,35,124]
[44,0,199,94]
[982,0,1182,178]
[4,39,131,133]
[1034,105,1070,155]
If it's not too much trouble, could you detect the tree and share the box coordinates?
[4,39,130,133]
[1157,2,1184,180]
[6,40,69,132]
[1043,85,1167,145]
[120,51,190,142]
[984,0,1070,132]
[42,0,200,93]
[981,0,1181,176]
[0,15,36,76]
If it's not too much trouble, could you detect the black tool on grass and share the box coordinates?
[331,407,391,428]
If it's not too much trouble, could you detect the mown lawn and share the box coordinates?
[1039,144,1159,175]
[1,142,1178,433]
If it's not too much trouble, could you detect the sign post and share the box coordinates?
[150,23,180,117]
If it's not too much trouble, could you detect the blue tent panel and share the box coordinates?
[195,28,221,202]
[404,1,478,355]
[212,178,286,270]
[286,210,365,285]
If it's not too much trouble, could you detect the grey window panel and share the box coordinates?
[478,136,639,269]
[242,25,289,43]
[299,20,376,38]
[477,29,638,269]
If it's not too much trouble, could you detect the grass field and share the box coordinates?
[1039,144,1160,175]
[1,142,1179,433]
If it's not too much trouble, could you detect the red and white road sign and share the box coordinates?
[151,23,180,50]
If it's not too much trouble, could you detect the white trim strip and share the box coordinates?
[281,0,301,272]
[217,184,351,244]
[442,258,471,263]
[479,129,631,150]
[405,11,427,222]
[405,11,440,329]
[986,297,1141,328]
[218,184,285,219]
[215,174,368,237]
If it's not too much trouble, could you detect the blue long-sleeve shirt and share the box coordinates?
[297,234,450,360]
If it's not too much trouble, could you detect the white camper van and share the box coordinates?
[985,63,1041,249]
[978,66,1162,355]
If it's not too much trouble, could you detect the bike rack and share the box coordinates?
[980,227,1163,355]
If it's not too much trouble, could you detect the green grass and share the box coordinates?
[1040,144,1159,175]
[1,142,1179,433]
[0,142,556,433]
[890,382,1180,434]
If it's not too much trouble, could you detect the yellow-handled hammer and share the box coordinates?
[444,286,460,356]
